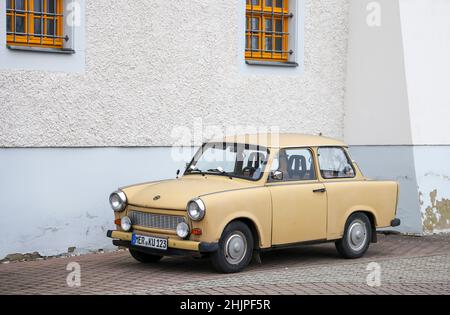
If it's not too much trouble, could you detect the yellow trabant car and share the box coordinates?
[107,134,400,273]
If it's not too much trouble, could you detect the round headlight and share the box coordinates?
[187,198,206,221]
[109,191,127,212]
[176,222,190,239]
[121,216,132,232]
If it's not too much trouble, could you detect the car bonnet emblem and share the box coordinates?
[153,195,161,201]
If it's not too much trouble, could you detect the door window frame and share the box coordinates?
[266,147,318,183]
[317,146,357,180]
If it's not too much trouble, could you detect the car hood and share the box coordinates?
[121,175,260,210]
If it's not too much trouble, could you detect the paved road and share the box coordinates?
[1,234,450,295]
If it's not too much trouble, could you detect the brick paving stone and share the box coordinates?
[0,234,449,295]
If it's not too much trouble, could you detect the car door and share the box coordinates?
[267,148,328,245]
[316,147,358,239]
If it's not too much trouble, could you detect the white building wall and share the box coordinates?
[0,0,349,148]
[0,147,187,258]
[0,0,351,258]
[344,0,411,145]
[345,0,450,234]
[399,0,450,234]
[399,0,450,146]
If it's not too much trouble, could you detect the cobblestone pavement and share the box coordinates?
[1,234,450,295]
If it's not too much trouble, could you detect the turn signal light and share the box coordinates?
[192,228,202,235]
[114,219,121,225]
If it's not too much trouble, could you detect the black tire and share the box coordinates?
[210,221,254,273]
[129,249,163,263]
[335,213,372,259]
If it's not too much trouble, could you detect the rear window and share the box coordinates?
[318,147,355,179]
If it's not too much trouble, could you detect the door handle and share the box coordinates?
[313,188,326,193]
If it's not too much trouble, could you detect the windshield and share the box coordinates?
[185,142,269,181]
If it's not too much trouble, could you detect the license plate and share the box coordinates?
[131,234,168,250]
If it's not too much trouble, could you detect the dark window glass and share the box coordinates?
[247,0,259,6]
[7,16,12,33]
[15,0,25,10]
[265,37,272,51]
[266,0,283,8]
[46,19,55,36]
[250,17,259,31]
[15,16,25,33]
[265,19,273,32]
[34,18,42,35]
[275,37,282,51]
[7,0,12,10]
[275,19,282,33]
[251,36,259,50]
[46,0,55,14]
[34,0,43,13]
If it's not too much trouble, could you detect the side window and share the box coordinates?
[241,149,268,180]
[318,147,355,179]
[270,148,316,181]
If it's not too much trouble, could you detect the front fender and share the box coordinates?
[192,187,272,248]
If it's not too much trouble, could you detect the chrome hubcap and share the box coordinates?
[348,219,367,252]
[224,232,247,265]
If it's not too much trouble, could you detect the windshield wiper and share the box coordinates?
[207,168,233,180]
[186,167,205,176]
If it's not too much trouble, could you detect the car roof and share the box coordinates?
[210,133,347,148]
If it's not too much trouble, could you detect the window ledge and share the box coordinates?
[245,60,298,67]
[7,45,75,54]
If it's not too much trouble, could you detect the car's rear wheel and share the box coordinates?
[210,221,254,273]
[335,213,372,259]
[129,248,163,263]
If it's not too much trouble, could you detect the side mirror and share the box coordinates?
[271,170,283,181]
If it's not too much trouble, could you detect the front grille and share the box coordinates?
[128,211,185,230]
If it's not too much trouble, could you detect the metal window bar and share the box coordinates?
[13,1,16,43]
[54,0,57,46]
[26,0,29,44]
[6,0,64,46]
[247,10,288,17]
[281,0,284,58]
[6,31,64,39]
[245,48,292,54]
[6,9,62,17]
[40,0,43,45]
[271,1,275,59]
[250,0,254,59]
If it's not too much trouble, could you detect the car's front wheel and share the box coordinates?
[129,248,163,263]
[335,213,372,259]
[210,221,254,273]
